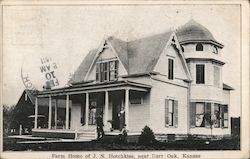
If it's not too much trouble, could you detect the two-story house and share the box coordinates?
[31,19,233,140]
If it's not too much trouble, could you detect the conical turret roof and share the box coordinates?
[176,19,223,48]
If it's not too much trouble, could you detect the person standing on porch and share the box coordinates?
[118,109,125,131]
[96,114,104,139]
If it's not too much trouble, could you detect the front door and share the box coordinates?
[88,98,97,125]
[112,97,121,130]
[111,91,125,130]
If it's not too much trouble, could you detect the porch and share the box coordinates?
[32,80,151,140]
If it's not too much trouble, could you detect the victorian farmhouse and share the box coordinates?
[29,20,233,140]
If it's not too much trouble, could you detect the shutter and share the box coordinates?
[190,102,196,128]
[165,99,169,127]
[201,65,205,84]
[205,103,211,128]
[115,60,118,79]
[96,63,100,81]
[174,100,178,128]
[196,65,200,83]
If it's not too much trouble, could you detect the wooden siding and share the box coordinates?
[149,79,188,134]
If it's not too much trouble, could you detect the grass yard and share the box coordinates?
[3,136,240,151]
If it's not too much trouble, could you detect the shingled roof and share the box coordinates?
[71,31,173,84]
[176,19,223,48]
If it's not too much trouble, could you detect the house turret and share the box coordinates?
[176,19,224,88]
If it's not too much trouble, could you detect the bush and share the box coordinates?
[138,125,156,145]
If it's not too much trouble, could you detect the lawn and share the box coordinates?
[3,136,240,151]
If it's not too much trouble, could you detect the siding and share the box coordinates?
[129,92,150,132]
[182,43,223,60]
[70,103,81,129]
[153,44,188,83]
[149,78,188,134]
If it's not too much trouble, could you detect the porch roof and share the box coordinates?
[36,80,151,97]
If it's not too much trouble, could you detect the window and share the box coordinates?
[195,103,205,127]
[168,59,174,80]
[96,60,118,82]
[88,99,97,125]
[130,91,143,104]
[165,99,178,127]
[196,43,203,51]
[196,64,205,84]
[214,66,220,87]
[25,93,28,101]
[221,105,228,128]
[190,102,211,128]
[130,97,143,104]
[109,61,118,81]
[214,104,221,128]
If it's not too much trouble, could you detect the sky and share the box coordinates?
[2,4,241,117]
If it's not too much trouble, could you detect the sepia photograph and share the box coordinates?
[1,1,249,159]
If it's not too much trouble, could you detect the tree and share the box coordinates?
[204,111,221,139]
[138,125,156,145]
[3,104,16,136]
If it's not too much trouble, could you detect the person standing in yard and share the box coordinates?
[96,114,104,139]
[121,124,128,143]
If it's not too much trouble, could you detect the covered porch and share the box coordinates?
[32,80,151,140]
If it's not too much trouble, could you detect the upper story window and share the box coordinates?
[96,60,118,82]
[196,64,205,84]
[168,58,174,80]
[196,43,203,51]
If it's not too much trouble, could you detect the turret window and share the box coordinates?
[196,43,203,51]
[196,64,205,84]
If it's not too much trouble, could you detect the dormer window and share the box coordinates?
[96,60,118,82]
[196,43,203,51]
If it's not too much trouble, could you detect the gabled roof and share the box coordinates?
[16,89,49,106]
[127,31,173,74]
[71,49,97,83]
[176,19,223,48]
[71,31,174,84]
[24,89,36,105]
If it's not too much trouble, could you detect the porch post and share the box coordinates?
[34,97,38,129]
[48,96,52,129]
[66,94,69,129]
[125,89,129,129]
[54,99,57,129]
[104,91,109,126]
[85,92,89,127]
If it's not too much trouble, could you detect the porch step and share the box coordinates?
[76,130,97,141]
